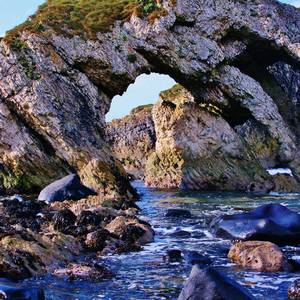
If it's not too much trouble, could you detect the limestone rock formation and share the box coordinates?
[145,84,274,191]
[106,105,156,179]
[0,0,299,195]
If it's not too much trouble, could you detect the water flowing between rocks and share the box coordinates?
[7,181,300,299]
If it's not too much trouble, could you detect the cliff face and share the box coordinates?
[0,0,300,196]
[106,105,156,179]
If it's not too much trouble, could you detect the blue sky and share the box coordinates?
[0,0,299,120]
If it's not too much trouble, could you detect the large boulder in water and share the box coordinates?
[38,174,97,202]
[0,279,44,300]
[211,204,300,246]
[228,241,287,272]
[178,265,255,300]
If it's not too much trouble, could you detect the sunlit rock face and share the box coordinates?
[0,0,299,196]
[145,85,274,192]
[106,105,156,179]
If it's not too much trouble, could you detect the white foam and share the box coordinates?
[266,168,293,176]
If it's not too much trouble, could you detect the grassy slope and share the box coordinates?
[5,0,166,42]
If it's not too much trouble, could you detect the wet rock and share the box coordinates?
[183,251,212,266]
[178,265,256,300]
[53,209,76,233]
[0,281,45,300]
[169,230,191,238]
[288,279,300,300]
[106,216,154,246]
[77,210,103,227]
[84,229,110,252]
[273,174,300,193]
[1,199,46,231]
[228,241,287,272]
[53,262,113,282]
[38,174,97,202]
[165,209,192,218]
[211,204,300,245]
[165,249,182,263]
[0,249,40,280]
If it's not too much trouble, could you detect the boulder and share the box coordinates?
[211,204,300,245]
[165,249,183,263]
[53,263,113,282]
[106,216,154,246]
[178,265,256,300]
[38,174,97,202]
[288,279,300,300]
[228,241,287,272]
[169,230,192,238]
[0,280,44,300]
[273,174,300,193]
[84,229,110,252]
[165,209,192,218]
[183,251,212,266]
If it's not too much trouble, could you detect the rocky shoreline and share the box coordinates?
[0,0,299,299]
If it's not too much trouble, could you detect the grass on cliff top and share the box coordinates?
[159,83,185,101]
[6,0,169,42]
[130,103,153,114]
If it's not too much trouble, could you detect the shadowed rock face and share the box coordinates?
[0,0,299,196]
[106,105,156,179]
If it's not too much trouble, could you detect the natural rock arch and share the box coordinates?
[0,0,299,198]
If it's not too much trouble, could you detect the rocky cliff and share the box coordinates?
[106,105,155,179]
[144,84,300,191]
[0,0,300,196]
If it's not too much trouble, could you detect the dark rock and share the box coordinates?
[288,279,300,300]
[84,229,110,251]
[0,279,44,300]
[183,251,212,266]
[106,216,154,246]
[169,230,192,238]
[165,249,182,263]
[38,174,97,202]
[178,265,256,300]
[165,209,192,218]
[0,287,44,300]
[53,209,76,233]
[211,204,300,246]
[77,210,103,227]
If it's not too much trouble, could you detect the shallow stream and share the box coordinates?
[12,181,300,299]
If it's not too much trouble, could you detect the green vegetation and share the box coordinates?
[19,57,41,80]
[130,103,153,114]
[6,0,169,42]
[127,53,137,63]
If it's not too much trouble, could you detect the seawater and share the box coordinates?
[14,181,300,299]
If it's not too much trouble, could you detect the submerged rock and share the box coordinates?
[178,265,256,300]
[228,241,287,272]
[165,249,183,263]
[0,280,44,300]
[165,209,192,218]
[211,204,300,245]
[288,279,300,300]
[183,251,212,266]
[38,174,97,202]
[53,262,113,282]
